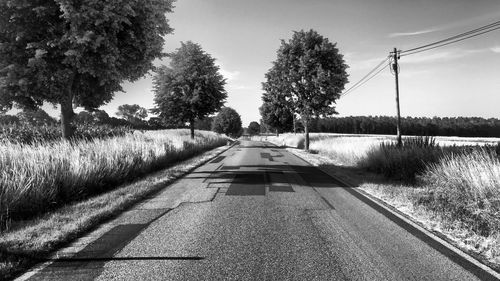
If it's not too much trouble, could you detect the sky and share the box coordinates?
[40,0,500,126]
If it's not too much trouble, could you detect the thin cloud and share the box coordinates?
[389,29,437,38]
[347,56,390,71]
[491,46,500,53]
[228,84,251,90]
[399,48,487,64]
[218,67,240,81]
[390,11,500,39]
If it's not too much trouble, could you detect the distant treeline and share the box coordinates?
[308,116,500,138]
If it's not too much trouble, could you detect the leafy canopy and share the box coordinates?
[259,99,293,134]
[116,104,148,122]
[212,107,242,138]
[152,41,227,126]
[0,0,174,111]
[267,29,349,119]
[247,121,261,136]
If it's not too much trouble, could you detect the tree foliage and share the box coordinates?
[17,108,57,126]
[0,0,174,138]
[314,116,500,138]
[259,96,294,135]
[212,107,242,138]
[116,104,148,123]
[152,41,227,139]
[247,121,261,135]
[195,116,214,131]
[264,29,348,149]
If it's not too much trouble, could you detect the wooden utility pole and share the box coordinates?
[393,47,402,147]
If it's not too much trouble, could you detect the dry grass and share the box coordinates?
[0,129,227,228]
[418,149,500,235]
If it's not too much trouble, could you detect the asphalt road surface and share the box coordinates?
[26,140,496,280]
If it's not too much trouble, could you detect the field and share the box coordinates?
[0,129,228,229]
[256,133,500,265]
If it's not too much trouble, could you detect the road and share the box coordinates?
[25,140,495,280]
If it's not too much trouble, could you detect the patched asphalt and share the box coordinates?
[25,140,489,281]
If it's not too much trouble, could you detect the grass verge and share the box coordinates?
[0,140,231,281]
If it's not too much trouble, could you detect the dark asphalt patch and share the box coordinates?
[226,172,266,196]
[260,152,274,161]
[221,166,241,170]
[293,166,345,188]
[210,156,225,164]
[267,172,294,192]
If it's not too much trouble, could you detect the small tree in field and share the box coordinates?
[116,104,148,124]
[0,0,174,138]
[212,107,242,138]
[247,121,261,136]
[152,42,227,139]
[266,29,348,150]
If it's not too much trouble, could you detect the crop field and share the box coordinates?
[0,129,227,228]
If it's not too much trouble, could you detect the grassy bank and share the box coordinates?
[418,149,500,236]
[0,129,227,229]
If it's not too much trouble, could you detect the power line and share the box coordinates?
[401,25,500,57]
[340,19,500,98]
[341,58,389,97]
[341,56,389,96]
[399,20,500,55]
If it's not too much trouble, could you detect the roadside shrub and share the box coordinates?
[417,149,500,235]
[358,136,446,183]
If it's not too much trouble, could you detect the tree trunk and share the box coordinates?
[293,115,297,134]
[60,94,74,140]
[190,118,195,139]
[304,120,309,151]
[276,128,279,137]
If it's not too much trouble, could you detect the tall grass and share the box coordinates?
[0,130,227,227]
[309,136,383,166]
[417,149,500,235]
[358,136,449,183]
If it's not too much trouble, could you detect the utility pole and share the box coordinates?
[392,47,402,147]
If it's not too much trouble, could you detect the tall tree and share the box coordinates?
[259,73,294,136]
[152,41,227,139]
[212,107,242,138]
[266,29,348,150]
[247,121,261,136]
[116,104,148,123]
[0,0,174,138]
[259,100,293,136]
